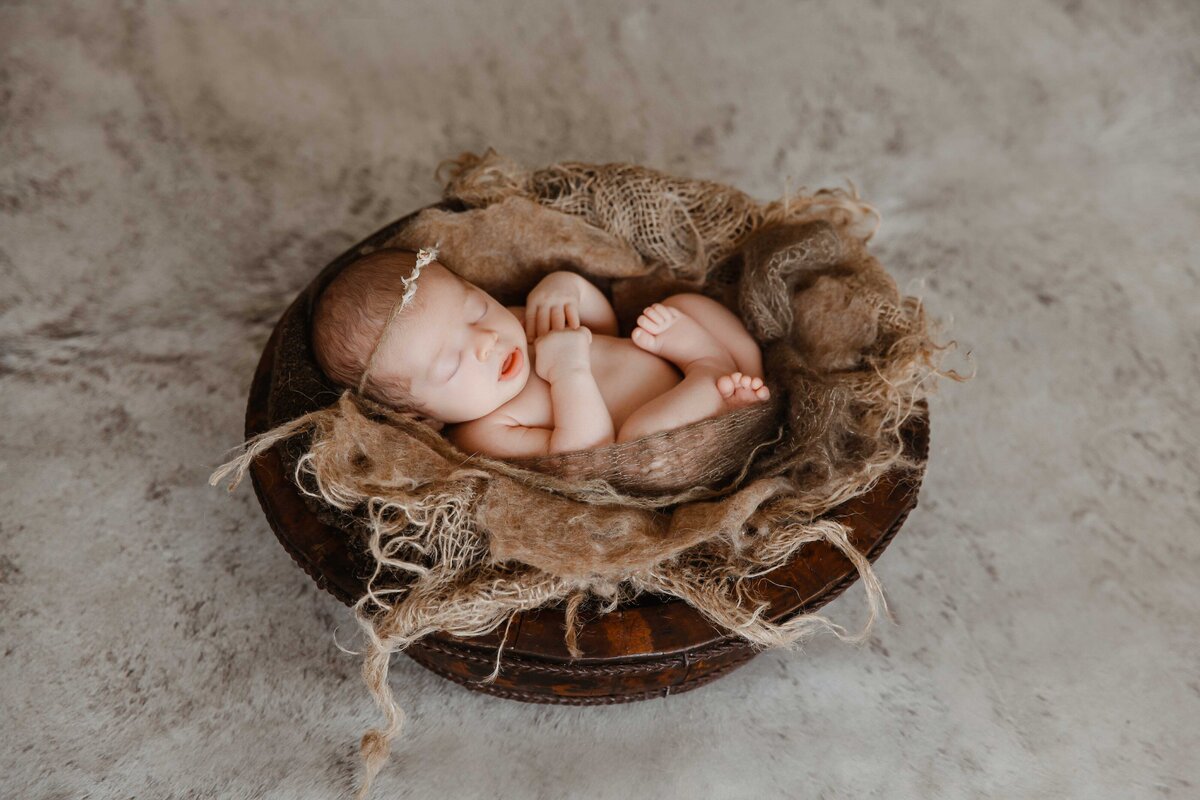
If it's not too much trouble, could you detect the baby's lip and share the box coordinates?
[498,345,522,381]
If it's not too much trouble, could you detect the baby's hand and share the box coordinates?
[534,327,593,383]
[525,272,583,342]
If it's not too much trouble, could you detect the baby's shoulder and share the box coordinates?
[445,407,510,449]
[498,374,552,429]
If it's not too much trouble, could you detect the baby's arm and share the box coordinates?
[545,366,614,453]
[570,273,619,336]
[448,328,614,458]
[449,371,613,458]
[525,272,619,339]
[537,326,613,453]
[448,417,555,460]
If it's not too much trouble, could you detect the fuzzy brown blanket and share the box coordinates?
[212,150,951,798]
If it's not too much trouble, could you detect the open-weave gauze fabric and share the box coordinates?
[212,150,954,799]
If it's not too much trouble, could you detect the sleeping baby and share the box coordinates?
[311,247,770,459]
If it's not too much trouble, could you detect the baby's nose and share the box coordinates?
[477,330,499,360]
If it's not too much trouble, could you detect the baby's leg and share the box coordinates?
[630,302,732,371]
[631,294,770,406]
[619,296,770,443]
[616,360,771,442]
[616,358,733,443]
[631,294,763,377]
[656,293,764,378]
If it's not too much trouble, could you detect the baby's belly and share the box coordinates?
[593,336,683,431]
[501,335,681,431]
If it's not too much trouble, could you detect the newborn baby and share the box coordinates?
[312,248,770,459]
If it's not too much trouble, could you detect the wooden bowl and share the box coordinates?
[244,211,929,705]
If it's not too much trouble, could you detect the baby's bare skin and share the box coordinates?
[332,257,772,459]
[451,289,769,456]
[624,299,770,439]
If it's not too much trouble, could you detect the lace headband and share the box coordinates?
[355,244,440,396]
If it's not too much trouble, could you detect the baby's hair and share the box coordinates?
[311,248,430,411]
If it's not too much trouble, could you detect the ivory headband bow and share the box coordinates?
[355,244,440,395]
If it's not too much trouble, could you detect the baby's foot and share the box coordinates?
[717,372,771,411]
[631,303,734,371]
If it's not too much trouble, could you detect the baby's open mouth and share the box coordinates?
[499,346,522,381]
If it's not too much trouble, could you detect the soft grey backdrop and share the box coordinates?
[2,2,1197,798]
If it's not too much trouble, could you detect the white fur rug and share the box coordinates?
[2,2,1197,798]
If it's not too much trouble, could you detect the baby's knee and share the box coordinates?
[661,293,738,330]
[659,292,710,312]
[662,293,762,377]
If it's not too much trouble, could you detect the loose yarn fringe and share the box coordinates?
[350,569,570,800]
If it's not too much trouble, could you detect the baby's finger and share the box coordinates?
[537,305,551,338]
[550,306,566,331]
[565,304,580,329]
[525,306,536,341]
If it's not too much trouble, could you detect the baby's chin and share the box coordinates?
[501,358,532,402]
[477,370,530,419]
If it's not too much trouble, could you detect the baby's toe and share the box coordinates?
[756,385,770,400]
[638,309,666,332]
[717,374,735,397]
[750,376,763,390]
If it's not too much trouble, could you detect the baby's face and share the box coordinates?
[377,262,530,424]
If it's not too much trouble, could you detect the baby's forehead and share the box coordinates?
[385,264,470,370]
[440,267,501,314]
[381,262,457,322]
[413,263,471,312]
